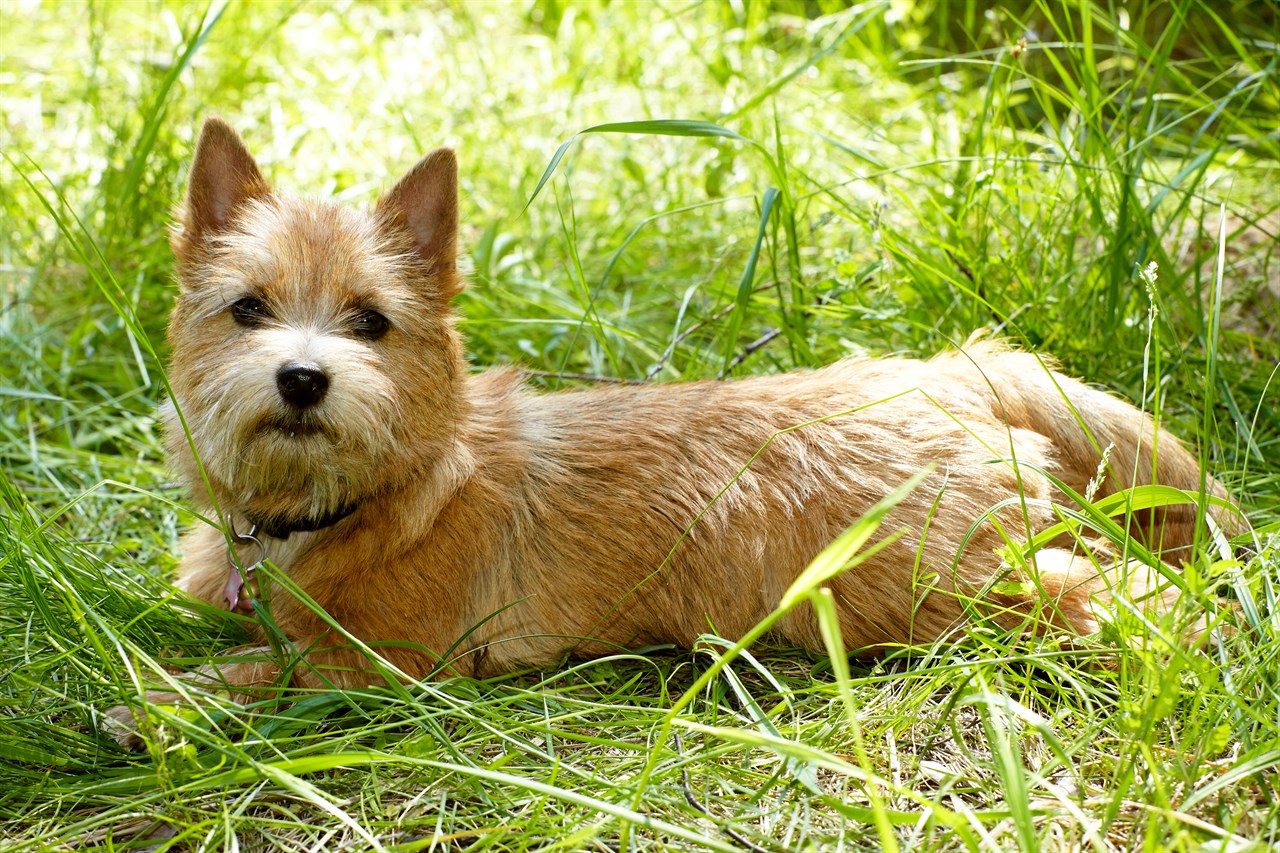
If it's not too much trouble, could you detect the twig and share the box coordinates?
[715,282,852,377]
[719,328,782,378]
[645,280,780,381]
[520,369,646,386]
[674,731,774,853]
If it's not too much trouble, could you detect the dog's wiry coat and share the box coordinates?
[117,118,1238,731]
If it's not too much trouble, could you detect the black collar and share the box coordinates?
[245,503,359,539]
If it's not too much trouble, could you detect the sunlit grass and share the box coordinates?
[2,0,1279,850]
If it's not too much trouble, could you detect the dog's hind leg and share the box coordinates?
[957,345,1244,554]
[998,546,1203,640]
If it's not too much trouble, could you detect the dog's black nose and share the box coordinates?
[276,364,329,409]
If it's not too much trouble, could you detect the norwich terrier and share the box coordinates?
[111,118,1239,741]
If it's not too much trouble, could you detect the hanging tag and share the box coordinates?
[224,517,266,615]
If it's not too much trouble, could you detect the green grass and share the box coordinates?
[2,0,1279,849]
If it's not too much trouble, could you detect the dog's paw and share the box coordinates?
[102,702,149,751]
[102,692,184,751]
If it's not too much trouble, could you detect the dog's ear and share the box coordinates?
[176,118,271,254]
[377,147,460,295]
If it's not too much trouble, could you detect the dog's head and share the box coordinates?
[165,118,467,524]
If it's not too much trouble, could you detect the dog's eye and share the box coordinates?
[351,310,390,340]
[230,297,270,327]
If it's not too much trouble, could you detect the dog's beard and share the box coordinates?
[168,372,400,518]
[235,427,362,516]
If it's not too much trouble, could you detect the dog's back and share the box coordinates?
[439,342,1236,670]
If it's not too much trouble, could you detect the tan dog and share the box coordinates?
[114,118,1236,737]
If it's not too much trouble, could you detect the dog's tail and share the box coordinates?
[955,341,1246,555]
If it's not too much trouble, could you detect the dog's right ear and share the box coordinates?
[376,147,461,296]
[174,118,271,259]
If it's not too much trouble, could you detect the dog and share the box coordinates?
[109,117,1238,743]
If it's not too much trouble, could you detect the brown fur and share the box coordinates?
[109,119,1242,741]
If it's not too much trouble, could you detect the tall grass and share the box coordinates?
[2,1,1278,849]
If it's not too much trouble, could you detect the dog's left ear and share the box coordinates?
[377,148,461,296]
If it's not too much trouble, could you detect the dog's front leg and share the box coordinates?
[104,645,284,750]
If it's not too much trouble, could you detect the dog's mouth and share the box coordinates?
[260,412,330,438]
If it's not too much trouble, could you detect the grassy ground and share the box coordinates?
[2,0,1279,849]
